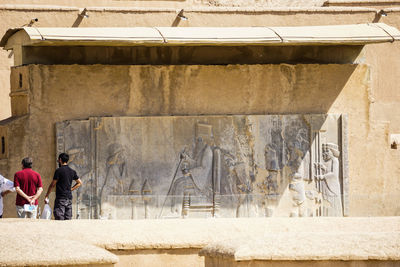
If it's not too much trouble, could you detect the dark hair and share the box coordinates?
[21,157,33,168]
[58,153,69,163]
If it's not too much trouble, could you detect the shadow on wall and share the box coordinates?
[54,114,347,219]
[22,46,364,65]
[132,64,360,115]
[0,63,360,218]
[4,64,359,117]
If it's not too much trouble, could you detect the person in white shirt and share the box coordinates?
[0,174,15,218]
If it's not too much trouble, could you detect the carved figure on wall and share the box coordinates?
[314,143,342,216]
[67,147,90,187]
[100,143,128,201]
[176,124,216,196]
[57,114,347,219]
[67,147,90,219]
[270,120,286,169]
[180,138,213,194]
[288,129,309,175]
[289,173,306,217]
[224,154,251,217]
[141,179,152,219]
[264,144,279,194]
[168,161,198,213]
[224,154,250,195]
[166,123,222,214]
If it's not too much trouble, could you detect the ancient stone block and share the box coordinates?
[56,114,348,219]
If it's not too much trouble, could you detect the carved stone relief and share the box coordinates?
[56,114,348,219]
[56,120,94,219]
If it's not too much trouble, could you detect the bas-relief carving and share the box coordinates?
[56,121,94,219]
[315,143,343,216]
[56,114,348,219]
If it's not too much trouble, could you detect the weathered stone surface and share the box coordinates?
[1,63,398,218]
[0,229,118,266]
[200,232,400,261]
[19,46,365,66]
[113,249,204,267]
[0,217,399,266]
[0,0,326,8]
[0,6,382,121]
[0,217,399,250]
[204,259,400,267]
[56,114,347,219]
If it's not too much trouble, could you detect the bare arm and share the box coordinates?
[44,180,57,200]
[71,178,82,192]
[15,186,32,202]
[30,187,43,205]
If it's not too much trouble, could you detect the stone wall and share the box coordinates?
[3,63,398,217]
[0,6,399,123]
[0,0,326,8]
[0,3,386,121]
[55,114,347,219]
[0,3,400,218]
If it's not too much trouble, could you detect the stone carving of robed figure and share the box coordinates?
[167,123,222,215]
[314,143,342,216]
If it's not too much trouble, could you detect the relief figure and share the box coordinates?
[224,154,251,217]
[264,144,279,194]
[169,161,200,213]
[314,143,342,216]
[289,173,306,217]
[287,129,309,176]
[57,115,346,219]
[67,147,90,218]
[167,123,220,214]
[100,143,128,202]
[179,136,214,196]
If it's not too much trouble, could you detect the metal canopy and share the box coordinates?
[1,23,400,48]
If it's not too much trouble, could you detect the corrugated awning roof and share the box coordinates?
[1,23,400,48]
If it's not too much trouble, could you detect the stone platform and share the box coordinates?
[0,217,399,266]
[200,232,400,267]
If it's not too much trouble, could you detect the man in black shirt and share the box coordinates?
[44,153,82,220]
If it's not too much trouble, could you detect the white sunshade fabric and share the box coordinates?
[155,27,281,44]
[24,27,165,43]
[1,23,400,48]
[271,23,400,43]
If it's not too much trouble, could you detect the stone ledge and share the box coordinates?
[0,217,398,266]
[325,0,400,4]
[0,4,79,11]
[383,7,400,11]
[199,232,400,261]
[0,232,118,266]
[0,5,377,13]
[86,6,377,13]
[85,6,176,12]
[0,217,399,251]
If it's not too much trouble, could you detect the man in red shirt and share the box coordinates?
[14,157,43,218]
